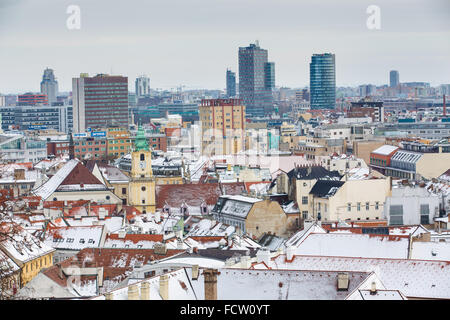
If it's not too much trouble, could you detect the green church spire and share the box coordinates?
[134,125,149,151]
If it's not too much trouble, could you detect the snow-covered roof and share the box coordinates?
[91,267,373,300]
[371,145,398,156]
[283,222,326,248]
[1,227,55,264]
[292,233,409,259]
[410,241,450,261]
[270,254,450,299]
[44,225,105,251]
[32,160,79,199]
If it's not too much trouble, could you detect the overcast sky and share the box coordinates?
[0,0,449,94]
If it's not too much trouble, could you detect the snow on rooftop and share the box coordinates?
[270,255,450,299]
[32,159,79,200]
[371,145,398,156]
[410,241,450,261]
[44,225,104,251]
[292,233,409,259]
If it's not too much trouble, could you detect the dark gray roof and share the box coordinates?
[287,166,342,181]
[309,180,345,198]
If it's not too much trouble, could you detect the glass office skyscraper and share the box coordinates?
[390,70,399,88]
[226,69,236,97]
[239,42,274,117]
[310,53,336,110]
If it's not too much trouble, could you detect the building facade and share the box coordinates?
[199,99,246,156]
[135,75,150,98]
[40,68,59,105]
[390,70,400,88]
[238,42,274,117]
[310,53,336,110]
[226,69,236,98]
[128,126,156,213]
[72,74,129,133]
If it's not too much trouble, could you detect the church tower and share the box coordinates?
[128,125,156,213]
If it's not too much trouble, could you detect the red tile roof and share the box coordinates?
[60,162,104,186]
[106,233,163,244]
[156,182,245,209]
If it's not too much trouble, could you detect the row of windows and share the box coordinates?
[348,202,380,211]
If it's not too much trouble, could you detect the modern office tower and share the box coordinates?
[390,70,400,87]
[40,68,59,105]
[310,53,336,110]
[72,73,128,133]
[199,98,245,156]
[264,62,275,90]
[226,69,236,98]
[18,93,48,105]
[135,75,150,98]
[238,42,274,117]
[359,84,376,97]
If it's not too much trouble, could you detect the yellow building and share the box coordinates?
[127,125,156,213]
[0,226,55,287]
[107,127,132,159]
[199,99,246,156]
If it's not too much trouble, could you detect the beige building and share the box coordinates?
[199,99,245,156]
[295,137,346,161]
[353,139,386,165]
[309,177,391,222]
[212,195,288,238]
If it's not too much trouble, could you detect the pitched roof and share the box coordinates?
[292,233,410,259]
[270,254,450,299]
[287,165,342,180]
[33,160,109,200]
[309,180,345,197]
[156,182,245,209]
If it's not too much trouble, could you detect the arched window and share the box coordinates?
[140,154,145,161]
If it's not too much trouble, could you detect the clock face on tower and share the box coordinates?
[140,161,146,170]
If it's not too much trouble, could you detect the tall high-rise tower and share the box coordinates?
[238,42,274,117]
[226,69,236,98]
[310,53,336,110]
[40,68,59,105]
[72,73,128,133]
[135,75,150,98]
[390,70,400,88]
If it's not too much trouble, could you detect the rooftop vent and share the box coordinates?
[337,273,349,291]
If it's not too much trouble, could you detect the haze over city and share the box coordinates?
[0,0,449,93]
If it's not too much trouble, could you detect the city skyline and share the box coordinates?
[0,0,449,94]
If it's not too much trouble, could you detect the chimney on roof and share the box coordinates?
[118,230,126,239]
[370,281,377,295]
[192,265,199,280]
[337,273,349,291]
[99,207,106,220]
[286,246,294,261]
[127,284,139,300]
[57,263,64,279]
[240,255,251,269]
[159,274,169,300]
[203,268,220,300]
[140,281,150,300]
[105,292,114,300]
[14,169,25,181]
